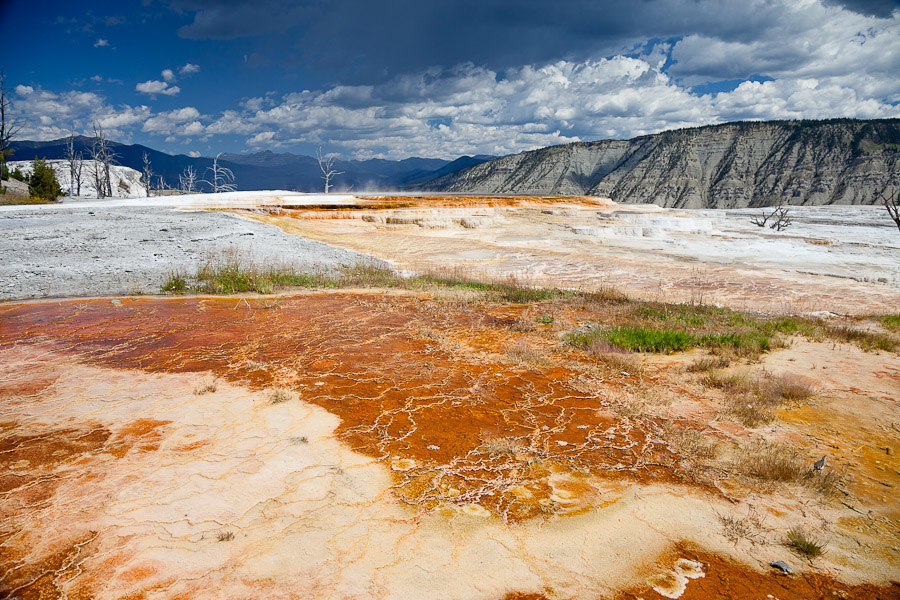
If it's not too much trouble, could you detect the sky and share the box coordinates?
[2,0,899,160]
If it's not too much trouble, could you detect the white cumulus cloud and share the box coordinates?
[247,131,276,147]
[10,84,149,141]
[142,107,203,134]
[135,80,180,96]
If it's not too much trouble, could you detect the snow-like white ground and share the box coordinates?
[7,159,147,198]
[0,192,897,306]
[0,189,358,209]
[587,204,900,287]
[0,192,376,300]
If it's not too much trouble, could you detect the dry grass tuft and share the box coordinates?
[193,381,217,395]
[705,369,815,427]
[733,442,842,496]
[686,355,732,372]
[719,509,768,545]
[662,423,720,459]
[702,370,753,394]
[763,373,815,402]
[735,442,808,482]
[482,436,527,457]
[721,396,775,428]
[505,340,553,368]
[216,531,235,542]
[611,398,648,420]
[822,324,897,352]
[595,351,644,377]
[270,388,293,404]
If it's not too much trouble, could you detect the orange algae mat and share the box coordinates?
[0,293,683,521]
[2,293,899,600]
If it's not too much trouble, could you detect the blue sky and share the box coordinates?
[2,0,899,159]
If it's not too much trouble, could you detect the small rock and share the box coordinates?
[427,445,440,451]
[620,371,629,376]
[111,299,121,304]
[770,560,792,574]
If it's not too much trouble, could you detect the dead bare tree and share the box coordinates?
[89,152,105,199]
[751,200,793,231]
[141,151,154,197]
[0,70,22,170]
[316,146,343,193]
[179,165,198,193]
[65,128,83,197]
[881,188,900,233]
[155,174,170,192]
[203,153,236,193]
[89,123,116,198]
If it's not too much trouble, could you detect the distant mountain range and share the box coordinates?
[12,118,900,207]
[7,137,494,193]
[420,118,900,208]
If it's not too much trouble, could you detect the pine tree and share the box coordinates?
[28,159,61,202]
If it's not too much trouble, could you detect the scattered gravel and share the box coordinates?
[0,202,375,300]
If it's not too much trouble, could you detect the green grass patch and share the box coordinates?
[155,253,900,360]
[823,324,897,352]
[569,319,780,355]
[161,254,576,303]
[701,330,772,353]
[195,261,338,294]
[880,314,900,332]
[786,528,826,558]
[161,271,190,293]
[0,195,54,206]
[570,326,697,353]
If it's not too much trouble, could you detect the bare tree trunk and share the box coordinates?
[751,199,792,231]
[0,70,22,169]
[203,153,236,193]
[75,157,82,196]
[882,188,900,233]
[103,140,113,198]
[90,123,116,198]
[142,152,154,197]
[90,125,106,198]
[66,129,84,197]
[179,165,198,193]
[316,147,343,193]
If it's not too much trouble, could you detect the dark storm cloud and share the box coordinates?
[171,0,321,39]
[9,0,899,158]
[823,0,900,17]
[168,0,798,81]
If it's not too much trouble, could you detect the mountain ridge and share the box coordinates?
[7,139,494,193]
[420,118,900,207]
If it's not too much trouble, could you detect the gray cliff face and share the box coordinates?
[423,120,900,207]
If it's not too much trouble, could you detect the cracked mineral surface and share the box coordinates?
[2,292,899,599]
[1,194,899,600]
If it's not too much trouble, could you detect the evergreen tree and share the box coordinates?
[28,159,61,202]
